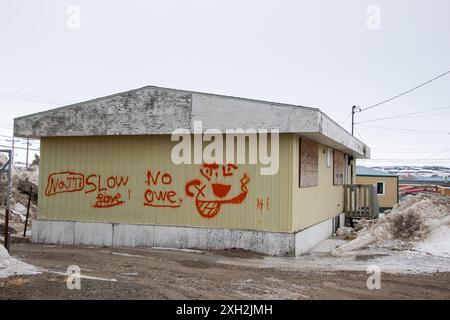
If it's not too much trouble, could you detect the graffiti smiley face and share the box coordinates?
[185,163,250,219]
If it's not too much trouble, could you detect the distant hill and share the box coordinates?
[369,166,450,178]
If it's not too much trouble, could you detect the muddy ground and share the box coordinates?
[1,242,449,300]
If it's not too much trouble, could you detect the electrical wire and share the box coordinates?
[0,145,40,151]
[341,111,352,125]
[355,105,450,124]
[354,126,366,142]
[361,70,450,111]
[362,158,450,162]
[357,125,450,135]
[0,91,73,105]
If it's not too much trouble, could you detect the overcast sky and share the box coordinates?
[1,0,449,167]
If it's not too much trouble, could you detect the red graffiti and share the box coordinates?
[45,172,85,196]
[86,175,129,194]
[45,171,130,208]
[94,193,125,208]
[146,170,172,186]
[144,170,182,208]
[185,163,250,219]
[256,197,270,210]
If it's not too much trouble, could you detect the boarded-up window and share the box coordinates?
[299,137,318,187]
[333,150,345,185]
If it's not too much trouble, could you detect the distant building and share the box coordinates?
[356,166,398,211]
[399,176,450,197]
[399,176,450,187]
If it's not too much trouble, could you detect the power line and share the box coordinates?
[0,90,73,105]
[342,111,352,125]
[0,134,40,141]
[375,150,450,153]
[357,124,450,135]
[362,158,450,162]
[394,111,450,119]
[355,105,450,124]
[0,145,40,152]
[361,70,450,112]
[354,127,365,141]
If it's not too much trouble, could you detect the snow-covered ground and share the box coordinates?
[0,245,40,278]
[415,225,450,258]
[216,238,450,275]
[332,194,450,256]
[1,194,449,278]
[219,194,450,275]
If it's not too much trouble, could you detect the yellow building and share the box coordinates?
[14,86,370,256]
[356,166,399,211]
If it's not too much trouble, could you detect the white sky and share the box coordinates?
[0,0,449,167]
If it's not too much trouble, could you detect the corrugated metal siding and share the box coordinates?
[38,134,293,232]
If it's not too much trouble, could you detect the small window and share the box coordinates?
[376,182,385,195]
[326,148,333,168]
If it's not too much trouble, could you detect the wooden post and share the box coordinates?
[363,186,368,217]
[358,185,362,217]
[344,185,348,214]
[370,185,379,218]
[349,185,353,218]
[23,187,32,237]
[4,208,9,250]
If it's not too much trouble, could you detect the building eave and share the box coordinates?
[14,85,370,158]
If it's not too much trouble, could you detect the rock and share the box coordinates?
[0,222,18,235]
[344,234,357,241]
[12,203,27,221]
[354,219,372,232]
[336,227,353,236]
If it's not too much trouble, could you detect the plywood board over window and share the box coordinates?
[299,137,318,187]
[333,150,345,185]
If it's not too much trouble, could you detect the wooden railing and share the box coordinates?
[343,184,379,219]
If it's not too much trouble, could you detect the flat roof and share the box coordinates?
[14,85,370,158]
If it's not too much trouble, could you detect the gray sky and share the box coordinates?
[1,0,449,167]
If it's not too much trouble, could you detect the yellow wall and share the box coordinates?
[38,134,350,233]
[38,135,293,232]
[355,175,398,208]
[291,135,351,231]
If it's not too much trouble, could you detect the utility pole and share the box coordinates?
[351,105,356,136]
[26,138,30,168]
[351,105,361,136]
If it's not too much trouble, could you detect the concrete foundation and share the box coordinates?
[295,213,345,256]
[32,213,345,256]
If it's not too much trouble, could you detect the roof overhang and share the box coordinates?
[14,86,370,159]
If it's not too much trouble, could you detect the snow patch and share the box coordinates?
[12,203,27,222]
[415,225,450,258]
[332,194,450,257]
[0,245,40,278]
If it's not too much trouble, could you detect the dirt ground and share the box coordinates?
[1,242,449,300]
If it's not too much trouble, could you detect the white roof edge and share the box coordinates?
[13,85,370,158]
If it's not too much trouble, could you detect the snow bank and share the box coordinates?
[332,194,450,256]
[0,153,39,234]
[0,245,40,278]
[415,225,450,258]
